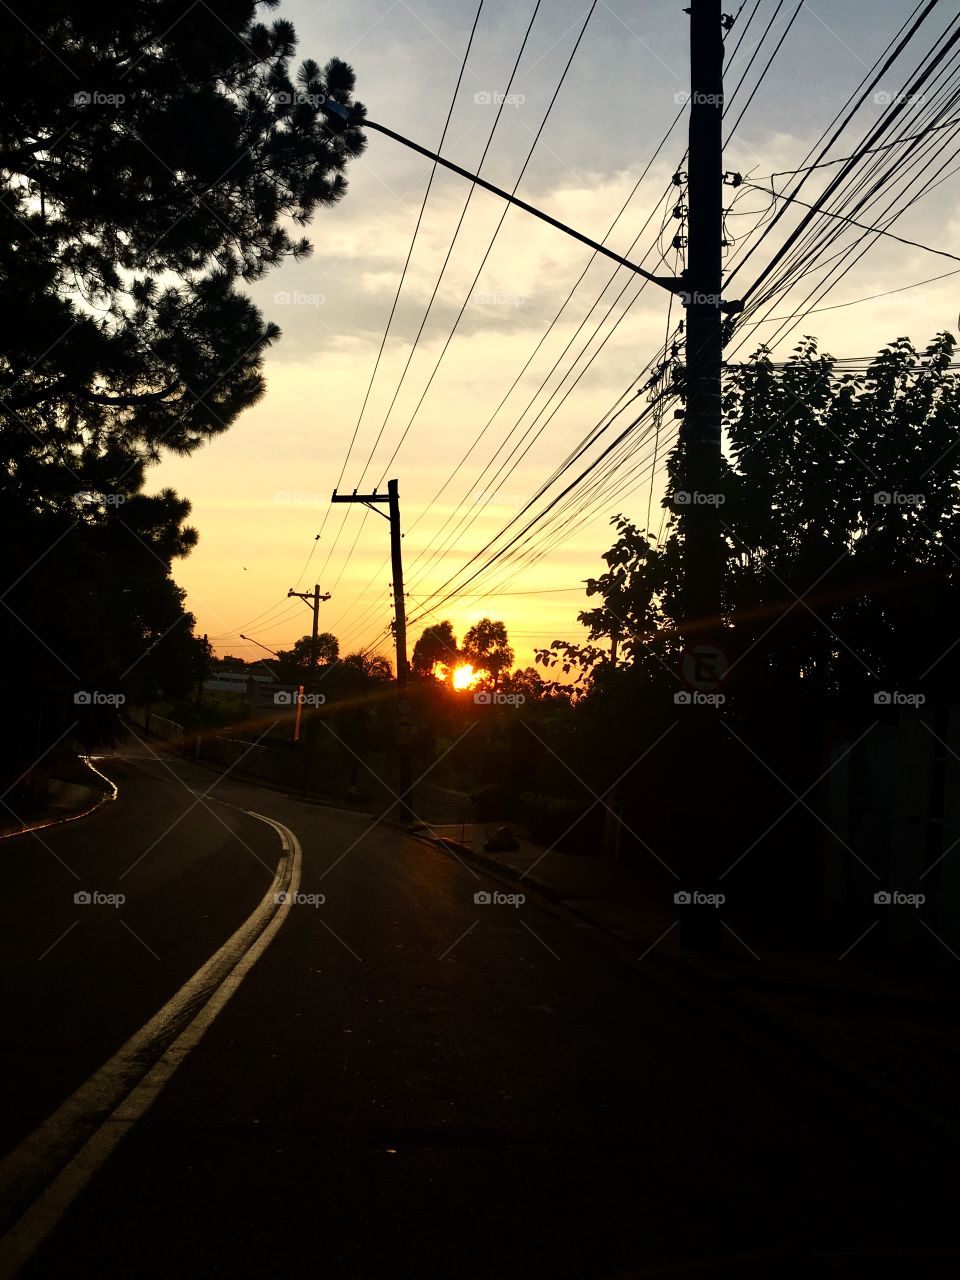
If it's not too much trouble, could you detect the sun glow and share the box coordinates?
[451,664,480,691]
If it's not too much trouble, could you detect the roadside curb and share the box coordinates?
[409,824,960,1152]
[0,762,115,843]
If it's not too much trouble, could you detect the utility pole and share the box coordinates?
[286,584,330,793]
[331,479,414,821]
[387,480,408,688]
[681,0,725,636]
[677,0,730,949]
[287,583,331,670]
[193,632,207,760]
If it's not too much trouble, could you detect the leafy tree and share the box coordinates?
[1,1,365,499]
[461,619,514,687]
[541,332,960,711]
[500,666,549,702]
[533,332,960,918]
[353,653,394,683]
[411,621,458,679]
[0,2,365,782]
[277,631,340,671]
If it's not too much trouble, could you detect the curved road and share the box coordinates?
[0,738,955,1278]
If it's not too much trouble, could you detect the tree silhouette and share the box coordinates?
[462,619,514,687]
[277,632,340,671]
[0,2,364,784]
[411,622,459,679]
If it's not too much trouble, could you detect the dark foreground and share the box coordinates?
[0,738,956,1279]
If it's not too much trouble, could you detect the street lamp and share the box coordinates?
[239,633,280,659]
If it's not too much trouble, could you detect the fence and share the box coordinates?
[825,701,960,962]
[126,707,184,750]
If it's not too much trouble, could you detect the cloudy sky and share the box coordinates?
[153,0,960,668]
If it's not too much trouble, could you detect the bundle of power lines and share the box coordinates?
[219,0,960,661]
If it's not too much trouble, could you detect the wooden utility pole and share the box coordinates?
[387,479,408,689]
[677,0,729,949]
[331,479,414,821]
[287,584,331,670]
[682,0,725,636]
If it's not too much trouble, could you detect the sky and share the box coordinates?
[152,0,960,669]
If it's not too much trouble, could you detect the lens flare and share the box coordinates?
[452,664,479,691]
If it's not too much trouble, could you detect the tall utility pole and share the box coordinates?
[678,0,728,950]
[386,480,408,688]
[682,0,725,638]
[287,583,331,669]
[286,585,331,791]
[331,478,414,821]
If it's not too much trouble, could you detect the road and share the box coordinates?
[0,736,955,1279]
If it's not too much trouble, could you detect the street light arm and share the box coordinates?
[239,633,281,658]
[325,106,683,293]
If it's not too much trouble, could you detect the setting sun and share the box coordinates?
[451,664,480,691]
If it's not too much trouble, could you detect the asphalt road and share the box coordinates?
[0,738,956,1278]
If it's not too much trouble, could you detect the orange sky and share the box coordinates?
[153,0,960,669]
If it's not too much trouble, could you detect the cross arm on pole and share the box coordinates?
[331,489,391,520]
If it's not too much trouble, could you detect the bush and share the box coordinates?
[471,783,523,820]
[520,792,601,852]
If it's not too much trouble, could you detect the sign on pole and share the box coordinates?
[680,643,730,692]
